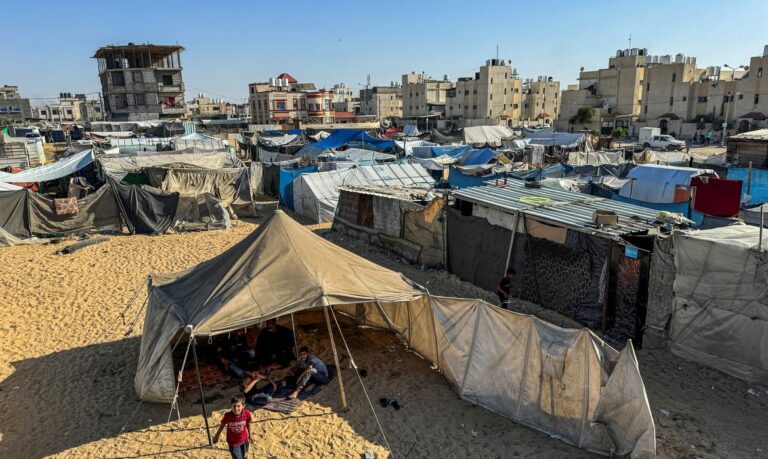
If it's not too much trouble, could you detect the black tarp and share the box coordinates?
[446,206,512,291]
[262,164,281,197]
[0,190,31,238]
[110,179,179,235]
[564,230,610,328]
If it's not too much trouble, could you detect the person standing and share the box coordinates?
[705,129,713,146]
[213,396,254,459]
[496,268,516,308]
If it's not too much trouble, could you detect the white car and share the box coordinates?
[643,135,686,151]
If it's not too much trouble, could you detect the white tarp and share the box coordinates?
[619,164,715,203]
[0,150,94,183]
[98,149,239,178]
[395,139,437,155]
[669,225,768,384]
[293,164,433,223]
[568,151,625,166]
[411,155,458,171]
[332,148,396,163]
[463,125,515,147]
[134,211,656,457]
[259,134,298,146]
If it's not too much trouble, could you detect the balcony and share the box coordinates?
[161,103,186,115]
[158,83,184,93]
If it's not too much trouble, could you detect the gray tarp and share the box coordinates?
[0,190,31,238]
[98,149,239,179]
[110,180,179,235]
[0,227,43,247]
[160,167,255,217]
[644,237,675,349]
[669,225,768,384]
[135,211,655,457]
[28,185,122,235]
[172,192,231,232]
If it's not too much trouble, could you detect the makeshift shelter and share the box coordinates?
[333,186,445,267]
[0,149,94,184]
[619,164,715,203]
[451,180,661,345]
[645,226,768,384]
[292,164,434,223]
[174,132,228,151]
[331,148,396,164]
[525,131,592,151]
[97,149,240,181]
[726,128,768,167]
[135,210,655,458]
[463,125,515,147]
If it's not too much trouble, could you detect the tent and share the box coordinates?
[305,129,396,151]
[525,131,591,150]
[645,226,768,384]
[98,149,241,180]
[619,164,715,203]
[292,164,434,223]
[0,150,94,183]
[463,125,515,147]
[135,210,655,457]
[459,148,502,166]
[331,148,396,163]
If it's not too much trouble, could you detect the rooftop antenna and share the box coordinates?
[496,44,499,61]
[628,33,632,49]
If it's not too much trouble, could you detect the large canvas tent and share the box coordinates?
[135,211,655,457]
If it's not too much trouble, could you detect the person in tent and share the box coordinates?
[255,319,294,369]
[242,368,278,404]
[496,268,516,308]
[213,396,254,459]
[288,346,330,399]
[210,329,252,378]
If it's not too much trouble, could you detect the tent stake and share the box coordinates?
[324,306,348,412]
[191,336,213,446]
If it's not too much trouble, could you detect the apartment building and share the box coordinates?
[331,83,359,113]
[0,85,32,123]
[401,72,454,118]
[249,74,334,125]
[522,77,560,124]
[93,43,186,121]
[445,59,523,126]
[38,93,104,123]
[187,95,234,119]
[359,85,402,121]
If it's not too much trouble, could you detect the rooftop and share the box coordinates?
[453,179,662,239]
[93,43,184,58]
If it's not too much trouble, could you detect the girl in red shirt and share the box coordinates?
[213,396,254,459]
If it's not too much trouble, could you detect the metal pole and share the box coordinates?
[748,161,753,195]
[191,336,213,446]
[760,204,765,251]
[324,306,348,411]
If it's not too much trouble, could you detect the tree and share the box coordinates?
[611,127,628,138]
[569,107,595,125]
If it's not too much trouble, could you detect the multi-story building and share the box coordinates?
[445,59,522,126]
[522,77,560,125]
[187,95,234,119]
[0,85,32,123]
[401,72,454,119]
[93,43,186,121]
[38,93,104,123]
[359,84,402,121]
[249,73,334,125]
[331,83,359,113]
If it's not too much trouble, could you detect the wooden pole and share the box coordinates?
[191,337,213,446]
[324,306,348,412]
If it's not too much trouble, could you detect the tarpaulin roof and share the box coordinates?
[311,129,395,150]
[332,148,396,163]
[0,150,94,183]
[463,125,515,147]
[620,164,715,203]
[526,131,588,148]
[459,148,500,166]
[98,149,240,178]
[411,144,470,159]
[394,139,438,155]
[402,125,421,137]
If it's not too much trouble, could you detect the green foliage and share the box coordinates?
[569,107,595,125]
[611,127,628,138]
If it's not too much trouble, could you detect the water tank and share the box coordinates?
[661,55,671,65]
[675,54,684,63]
[269,77,276,86]
[764,45,768,57]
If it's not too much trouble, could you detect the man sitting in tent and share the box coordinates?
[208,329,254,379]
[288,346,330,399]
[255,319,294,370]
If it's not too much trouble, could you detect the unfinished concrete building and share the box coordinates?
[93,43,185,121]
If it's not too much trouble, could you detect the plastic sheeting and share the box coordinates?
[463,125,515,147]
[99,149,239,179]
[568,151,624,166]
[727,167,768,205]
[0,150,94,183]
[459,148,500,166]
[620,164,714,203]
[279,165,317,210]
[669,226,768,384]
[447,168,503,189]
[332,148,395,163]
[610,194,704,226]
[110,180,179,235]
[0,190,31,237]
[160,168,254,215]
[27,185,121,235]
[525,131,589,149]
[310,129,396,150]
[135,210,655,457]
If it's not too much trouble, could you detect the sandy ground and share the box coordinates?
[0,212,766,458]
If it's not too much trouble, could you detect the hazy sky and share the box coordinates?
[3,0,767,106]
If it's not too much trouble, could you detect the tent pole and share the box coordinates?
[191,336,213,446]
[290,313,299,361]
[324,306,348,412]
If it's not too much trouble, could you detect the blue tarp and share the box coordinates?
[279,165,317,210]
[288,129,303,134]
[507,164,575,181]
[312,129,395,150]
[448,166,504,188]
[459,148,498,166]
[611,194,704,226]
[411,145,470,159]
[727,167,768,205]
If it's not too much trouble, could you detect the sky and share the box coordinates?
[2,0,767,106]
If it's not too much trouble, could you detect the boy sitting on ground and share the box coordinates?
[242,369,278,404]
[288,346,330,399]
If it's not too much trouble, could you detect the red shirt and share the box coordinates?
[220,409,252,447]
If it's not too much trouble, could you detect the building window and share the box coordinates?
[759,67,764,77]
[490,78,493,84]
[133,71,143,83]
[669,97,674,106]
[738,93,744,100]
[505,73,508,79]
[66,109,73,116]
[723,95,729,102]
[275,100,286,110]
[135,94,146,106]
[756,94,760,104]
[10,106,20,113]
[472,105,477,110]
[697,96,708,103]
[504,88,507,95]
[52,109,60,115]
[638,99,642,105]
[114,95,127,109]
[473,89,477,94]
[464,90,468,95]
[672,73,676,82]
[489,94,492,100]
[513,104,518,109]
[646,82,650,91]
[644,105,648,113]
[682,96,687,102]
[112,72,125,86]
[0,107,6,113]
[161,75,173,85]
[524,103,529,109]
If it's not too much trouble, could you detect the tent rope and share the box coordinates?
[124,296,148,337]
[167,338,194,423]
[81,281,145,348]
[329,306,395,457]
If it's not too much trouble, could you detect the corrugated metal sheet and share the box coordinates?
[453,179,661,238]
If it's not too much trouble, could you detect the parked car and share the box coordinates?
[644,134,686,151]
